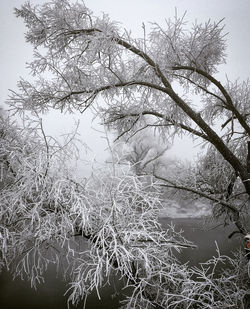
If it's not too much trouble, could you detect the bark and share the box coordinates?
[164,88,250,195]
[247,136,250,175]
[172,66,250,136]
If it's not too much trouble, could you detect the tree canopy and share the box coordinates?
[10,0,250,233]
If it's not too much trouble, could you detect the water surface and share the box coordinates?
[0,217,242,309]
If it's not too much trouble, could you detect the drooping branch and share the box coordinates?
[172,65,250,136]
[114,37,172,89]
[154,174,247,234]
[56,80,169,105]
[172,72,227,106]
[66,28,172,89]
[161,88,250,194]
[154,174,239,213]
[105,110,210,141]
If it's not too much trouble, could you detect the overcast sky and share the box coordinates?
[1,0,250,166]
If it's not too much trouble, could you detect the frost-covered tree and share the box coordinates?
[1,0,250,308]
[110,131,169,176]
[1,111,249,308]
[0,112,174,300]
[9,0,249,235]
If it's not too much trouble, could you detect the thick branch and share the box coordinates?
[172,66,250,136]
[172,72,227,106]
[247,137,250,175]
[161,87,250,194]
[66,28,172,89]
[154,174,239,213]
[107,110,210,141]
[115,37,172,89]
[154,174,247,234]
[57,80,169,103]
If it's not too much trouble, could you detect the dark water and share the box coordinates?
[0,218,242,309]
[159,217,242,266]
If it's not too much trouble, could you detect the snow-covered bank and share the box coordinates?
[158,200,211,218]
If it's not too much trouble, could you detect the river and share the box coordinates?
[0,217,242,309]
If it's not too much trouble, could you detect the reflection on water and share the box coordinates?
[0,265,125,309]
[159,217,242,266]
[0,218,242,309]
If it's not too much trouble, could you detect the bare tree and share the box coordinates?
[110,131,169,175]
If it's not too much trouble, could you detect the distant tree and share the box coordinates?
[1,0,249,307]
[110,131,169,175]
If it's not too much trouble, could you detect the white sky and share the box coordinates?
[1,0,250,167]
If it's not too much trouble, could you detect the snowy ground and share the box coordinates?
[159,200,211,218]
